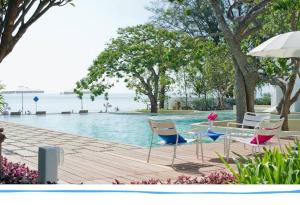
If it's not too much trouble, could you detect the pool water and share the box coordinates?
[0,112,235,147]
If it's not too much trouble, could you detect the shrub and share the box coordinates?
[1,157,38,184]
[190,98,215,111]
[190,98,234,111]
[113,170,235,184]
[255,93,271,105]
[220,142,300,184]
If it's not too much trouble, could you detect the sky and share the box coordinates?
[0,0,153,93]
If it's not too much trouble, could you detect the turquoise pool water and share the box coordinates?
[0,112,235,147]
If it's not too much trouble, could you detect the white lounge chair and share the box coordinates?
[147,119,198,166]
[226,118,284,158]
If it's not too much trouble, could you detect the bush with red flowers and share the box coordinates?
[1,157,38,184]
[113,170,235,184]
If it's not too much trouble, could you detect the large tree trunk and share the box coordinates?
[149,96,158,113]
[159,67,167,109]
[209,0,261,122]
[204,92,208,110]
[280,59,300,130]
[234,67,247,122]
[159,85,166,109]
[233,59,257,122]
[183,71,188,109]
[149,71,160,113]
[276,98,284,114]
[280,100,290,131]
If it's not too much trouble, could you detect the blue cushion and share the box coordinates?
[206,130,224,141]
[158,134,187,144]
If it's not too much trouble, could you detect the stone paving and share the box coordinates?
[0,120,295,184]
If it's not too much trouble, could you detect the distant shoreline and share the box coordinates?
[1,91,44,94]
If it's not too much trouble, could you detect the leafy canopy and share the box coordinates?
[74,24,188,102]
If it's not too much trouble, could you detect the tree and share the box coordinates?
[75,24,185,113]
[252,0,300,130]
[148,0,220,43]
[151,0,272,122]
[173,67,192,108]
[103,92,112,113]
[209,0,300,130]
[0,0,73,63]
[206,0,271,122]
[170,36,234,110]
[151,0,299,128]
[204,43,234,109]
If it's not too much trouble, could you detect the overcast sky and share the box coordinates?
[0,0,152,93]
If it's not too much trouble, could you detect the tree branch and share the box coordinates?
[235,0,271,37]
[291,89,300,105]
[13,0,36,31]
[0,0,72,63]
[259,73,286,94]
[240,21,262,40]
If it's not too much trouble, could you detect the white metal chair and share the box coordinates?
[147,119,199,166]
[225,112,271,154]
[227,112,271,129]
[226,118,284,158]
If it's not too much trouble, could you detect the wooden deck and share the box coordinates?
[0,121,294,184]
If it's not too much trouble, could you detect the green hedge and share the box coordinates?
[255,93,271,105]
[188,98,235,111]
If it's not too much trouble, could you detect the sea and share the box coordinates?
[2,93,146,113]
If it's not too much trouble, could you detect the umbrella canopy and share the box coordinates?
[16,86,31,93]
[248,31,300,58]
[15,86,41,93]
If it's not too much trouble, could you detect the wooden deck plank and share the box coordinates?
[1,120,293,184]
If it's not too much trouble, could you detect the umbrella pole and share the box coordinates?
[21,92,23,114]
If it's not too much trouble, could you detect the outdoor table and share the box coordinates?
[186,129,226,162]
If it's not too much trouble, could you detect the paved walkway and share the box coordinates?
[0,121,294,184]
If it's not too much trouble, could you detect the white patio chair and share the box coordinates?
[225,112,271,152]
[147,119,199,166]
[227,112,271,129]
[226,118,284,158]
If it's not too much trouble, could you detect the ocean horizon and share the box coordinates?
[2,93,147,113]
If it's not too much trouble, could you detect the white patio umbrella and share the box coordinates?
[15,86,44,114]
[16,86,32,114]
[248,31,300,58]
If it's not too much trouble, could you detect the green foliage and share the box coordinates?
[149,0,220,42]
[246,0,300,81]
[149,1,235,107]
[190,97,234,111]
[0,82,5,112]
[75,24,188,112]
[220,142,300,184]
[172,40,234,108]
[255,93,271,105]
[190,98,215,111]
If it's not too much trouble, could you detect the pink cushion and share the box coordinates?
[250,126,281,144]
[250,134,274,144]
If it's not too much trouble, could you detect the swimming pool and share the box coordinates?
[0,112,235,147]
